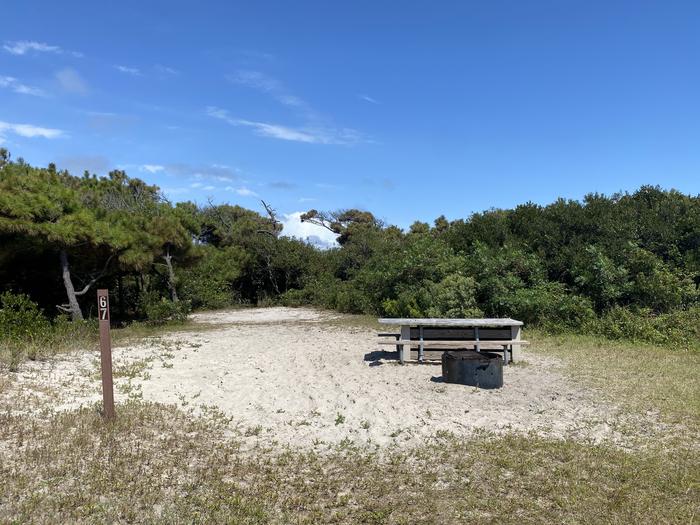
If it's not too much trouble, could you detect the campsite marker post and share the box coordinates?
[97,289,115,421]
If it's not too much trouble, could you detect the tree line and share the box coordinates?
[1,149,699,346]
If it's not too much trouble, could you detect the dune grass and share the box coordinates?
[0,400,697,524]
[0,317,219,372]
[528,330,700,429]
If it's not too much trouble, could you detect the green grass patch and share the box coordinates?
[528,330,700,429]
[0,402,697,524]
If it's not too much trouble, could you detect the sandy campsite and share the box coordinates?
[4,307,642,451]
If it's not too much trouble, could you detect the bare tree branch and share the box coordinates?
[300,210,338,233]
[205,197,234,235]
[74,253,116,296]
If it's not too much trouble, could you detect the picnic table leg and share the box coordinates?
[400,325,411,364]
[418,325,425,363]
[510,326,522,363]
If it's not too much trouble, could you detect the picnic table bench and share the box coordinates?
[377,318,528,364]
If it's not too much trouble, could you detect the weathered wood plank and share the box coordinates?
[399,325,411,364]
[408,348,512,361]
[378,318,523,327]
[408,327,512,340]
[510,325,522,362]
[378,339,529,347]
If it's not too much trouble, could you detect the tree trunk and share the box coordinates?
[263,252,280,295]
[59,249,84,321]
[163,247,179,302]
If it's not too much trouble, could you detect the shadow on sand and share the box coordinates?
[363,350,398,366]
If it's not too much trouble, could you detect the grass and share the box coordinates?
[0,317,218,372]
[0,402,697,524]
[528,329,700,429]
[1,311,699,523]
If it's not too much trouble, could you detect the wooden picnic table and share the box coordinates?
[377,318,525,364]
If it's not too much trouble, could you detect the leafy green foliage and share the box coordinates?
[590,306,700,347]
[0,291,50,340]
[179,245,247,309]
[505,282,596,330]
[0,292,97,370]
[1,152,699,348]
[140,293,191,325]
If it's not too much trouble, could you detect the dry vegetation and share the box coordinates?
[1,313,699,524]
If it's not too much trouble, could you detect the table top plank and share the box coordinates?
[377,318,523,327]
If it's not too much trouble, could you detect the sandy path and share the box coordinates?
[2,307,642,450]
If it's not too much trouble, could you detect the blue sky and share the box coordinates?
[1,1,699,242]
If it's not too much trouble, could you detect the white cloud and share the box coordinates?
[206,106,231,121]
[140,164,165,173]
[359,94,380,104]
[235,119,325,143]
[203,185,215,190]
[0,121,64,141]
[228,70,279,92]
[206,106,364,145]
[3,40,61,55]
[55,68,88,95]
[225,185,259,197]
[190,182,203,188]
[276,94,305,107]
[281,212,338,248]
[227,70,311,110]
[115,65,141,76]
[155,65,179,75]
[160,162,239,182]
[0,76,46,97]
[3,40,82,58]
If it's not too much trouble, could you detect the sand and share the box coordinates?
[2,307,646,451]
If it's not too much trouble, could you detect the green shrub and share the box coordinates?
[426,274,482,318]
[295,277,372,314]
[381,293,422,318]
[140,293,191,325]
[505,282,596,331]
[179,246,246,309]
[0,291,51,341]
[334,283,369,313]
[0,292,51,370]
[590,306,700,348]
[624,245,699,313]
[278,287,316,307]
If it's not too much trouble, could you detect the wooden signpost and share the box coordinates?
[97,289,115,420]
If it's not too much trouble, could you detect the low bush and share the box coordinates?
[0,291,51,340]
[381,288,427,318]
[504,282,596,331]
[426,274,483,318]
[278,287,317,307]
[0,292,51,370]
[589,306,700,348]
[0,293,98,370]
[141,294,191,325]
[178,246,246,309]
